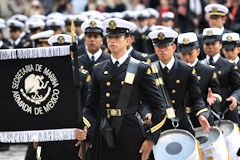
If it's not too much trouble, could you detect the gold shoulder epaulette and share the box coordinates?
[192,68,196,75]
[213,72,217,79]
[210,65,215,68]
[81,69,88,74]
[147,68,151,75]
[104,48,109,53]
[86,75,91,82]
[146,58,151,64]
[94,62,100,66]
[23,42,30,47]
[142,53,148,58]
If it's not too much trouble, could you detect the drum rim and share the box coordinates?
[154,128,198,160]
[195,126,222,148]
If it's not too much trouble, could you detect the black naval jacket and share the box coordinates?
[13,32,32,49]
[129,47,151,63]
[77,50,110,75]
[152,58,207,134]
[194,60,221,105]
[187,60,221,127]
[202,56,240,107]
[133,29,154,54]
[202,56,240,125]
[197,28,232,60]
[0,41,10,49]
[83,56,166,160]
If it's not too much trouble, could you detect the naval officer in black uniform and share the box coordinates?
[221,32,240,119]
[201,28,240,126]
[178,32,222,127]
[77,19,110,75]
[198,3,231,60]
[148,28,210,135]
[222,32,240,68]
[78,18,167,160]
[7,19,32,49]
[31,34,89,160]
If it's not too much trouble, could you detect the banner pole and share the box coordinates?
[71,20,86,160]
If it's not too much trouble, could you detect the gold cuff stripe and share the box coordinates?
[150,115,167,133]
[212,93,222,102]
[83,116,91,128]
[196,108,208,117]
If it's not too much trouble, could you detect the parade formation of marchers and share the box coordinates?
[0,2,240,160]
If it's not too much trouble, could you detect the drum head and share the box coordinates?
[153,129,196,160]
[195,127,220,148]
[215,120,234,138]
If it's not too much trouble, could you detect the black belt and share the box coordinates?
[106,108,138,117]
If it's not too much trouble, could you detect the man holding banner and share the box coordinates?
[77,18,166,160]
[0,34,87,160]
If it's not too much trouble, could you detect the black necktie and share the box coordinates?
[112,61,119,72]
[91,55,95,62]
[163,67,169,74]
[209,57,214,65]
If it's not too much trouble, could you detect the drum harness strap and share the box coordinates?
[211,106,230,127]
[101,57,140,148]
[150,62,179,128]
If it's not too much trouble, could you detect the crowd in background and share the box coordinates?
[0,0,240,35]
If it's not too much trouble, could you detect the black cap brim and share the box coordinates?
[178,42,199,53]
[85,28,103,34]
[162,18,173,22]
[223,43,238,50]
[105,28,130,36]
[10,27,21,32]
[203,37,220,44]
[153,39,174,47]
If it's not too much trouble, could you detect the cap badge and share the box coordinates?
[52,22,56,26]
[57,36,65,44]
[125,14,129,17]
[182,38,190,45]
[29,24,33,29]
[212,7,218,12]
[10,23,15,27]
[158,32,165,40]
[109,20,117,30]
[207,30,213,36]
[226,36,232,42]
[89,21,96,28]
[76,18,80,22]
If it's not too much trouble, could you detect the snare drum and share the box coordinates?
[195,127,228,160]
[215,120,240,160]
[153,129,200,160]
